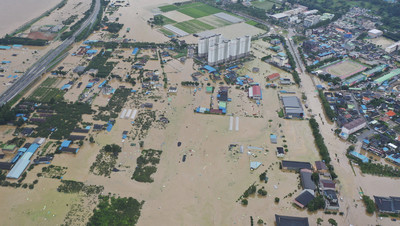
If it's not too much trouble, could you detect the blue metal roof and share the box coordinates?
[61,140,71,148]
[26,143,40,154]
[203,65,216,73]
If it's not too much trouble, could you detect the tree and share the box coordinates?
[362,195,376,214]
[311,172,320,184]
[257,219,264,225]
[328,218,337,226]
[241,199,248,205]
[317,218,323,225]
[89,136,95,143]
[275,197,280,203]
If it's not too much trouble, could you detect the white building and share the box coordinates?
[368,29,383,38]
[200,34,251,65]
[304,15,320,27]
[385,41,400,53]
[340,118,367,138]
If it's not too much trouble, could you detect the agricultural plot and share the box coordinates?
[174,19,215,34]
[159,4,178,12]
[159,15,176,25]
[177,3,222,18]
[198,15,232,28]
[321,60,367,80]
[29,77,64,102]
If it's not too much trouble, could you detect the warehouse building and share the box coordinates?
[281,96,304,118]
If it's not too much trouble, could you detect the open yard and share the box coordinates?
[321,59,367,79]
[174,19,215,34]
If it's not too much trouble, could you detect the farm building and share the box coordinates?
[323,189,340,210]
[248,85,262,100]
[276,147,285,158]
[282,160,312,171]
[7,143,40,179]
[374,196,400,214]
[270,134,277,144]
[300,169,316,190]
[0,162,13,170]
[294,189,315,208]
[315,161,328,174]
[275,215,309,226]
[319,179,336,190]
[267,73,280,81]
[281,96,304,118]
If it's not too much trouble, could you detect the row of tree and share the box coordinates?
[309,118,337,179]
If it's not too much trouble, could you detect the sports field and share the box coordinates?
[321,60,367,79]
[252,0,281,10]
[174,19,215,34]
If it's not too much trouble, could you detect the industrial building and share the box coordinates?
[198,34,251,66]
[281,96,304,118]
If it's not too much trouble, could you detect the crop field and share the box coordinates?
[159,28,174,36]
[174,19,215,34]
[198,15,232,28]
[321,60,367,79]
[177,3,222,18]
[160,15,176,25]
[159,4,178,12]
[29,87,65,102]
[29,77,65,102]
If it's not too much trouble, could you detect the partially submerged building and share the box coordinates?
[275,214,309,226]
[281,96,304,118]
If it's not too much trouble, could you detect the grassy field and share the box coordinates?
[177,3,222,18]
[246,20,258,26]
[174,19,215,34]
[252,0,281,10]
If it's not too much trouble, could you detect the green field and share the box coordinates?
[159,5,178,12]
[246,20,258,26]
[198,15,232,28]
[159,28,174,36]
[174,19,215,34]
[177,3,222,18]
[160,15,176,25]
[29,88,64,102]
[29,77,64,102]
[252,0,281,10]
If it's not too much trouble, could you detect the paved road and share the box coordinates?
[0,0,101,106]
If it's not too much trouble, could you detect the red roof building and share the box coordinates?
[267,73,280,81]
[386,110,396,117]
[248,85,262,100]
